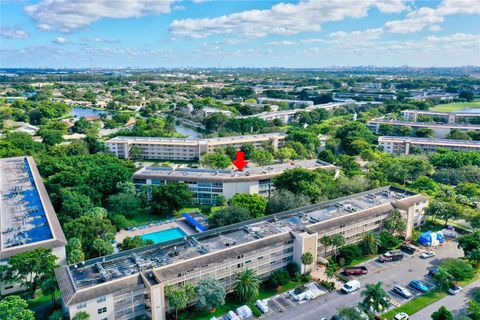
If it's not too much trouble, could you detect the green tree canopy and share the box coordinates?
[231,193,267,218]
[209,206,253,228]
[151,183,194,214]
[233,269,261,302]
[196,278,226,310]
[0,295,35,320]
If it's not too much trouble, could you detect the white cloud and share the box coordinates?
[25,0,178,32]
[429,25,442,31]
[268,40,296,46]
[83,37,121,44]
[53,37,68,44]
[0,27,29,39]
[170,0,408,39]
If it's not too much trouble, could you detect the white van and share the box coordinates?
[341,280,361,293]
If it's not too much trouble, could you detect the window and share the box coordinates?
[4,285,13,290]
[77,303,87,309]
[97,307,107,314]
[97,296,106,303]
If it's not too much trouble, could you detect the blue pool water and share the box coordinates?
[140,228,186,244]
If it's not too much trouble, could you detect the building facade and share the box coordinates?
[401,109,480,124]
[133,160,339,205]
[367,119,480,138]
[55,186,428,320]
[1,156,67,295]
[379,136,480,155]
[105,133,287,161]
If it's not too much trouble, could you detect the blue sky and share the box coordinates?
[1,0,479,68]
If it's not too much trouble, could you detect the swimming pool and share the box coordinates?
[140,227,186,244]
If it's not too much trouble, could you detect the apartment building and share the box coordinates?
[105,133,287,161]
[401,109,480,124]
[378,136,480,155]
[367,119,480,138]
[1,157,67,295]
[55,186,428,320]
[133,160,339,205]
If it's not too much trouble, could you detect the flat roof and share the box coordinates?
[379,136,480,146]
[0,157,66,259]
[368,119,480,129]
[56,186,423,304]
[133,160,337,182]
[402,109,480,116]
[107,133,287,144]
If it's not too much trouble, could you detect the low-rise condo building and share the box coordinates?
[367,119,480,138]
[1,156,67,295]
[55,186,428,320]
[378,136,480,155]
[106,133,287,161]
[133,160,339,205]
[401,109,480,124]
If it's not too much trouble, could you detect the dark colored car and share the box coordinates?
[428,267,440,277]
[343,266,368,276]
[400,244,417,255]
[379,250,404,263]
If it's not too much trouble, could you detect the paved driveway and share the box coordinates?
[266,241,463,320]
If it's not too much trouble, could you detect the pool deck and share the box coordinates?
[115,219,196,243]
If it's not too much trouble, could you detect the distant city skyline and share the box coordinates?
[1,0,479,68]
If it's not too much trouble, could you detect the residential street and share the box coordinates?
[266,241,463,320]
[410,279,479,320]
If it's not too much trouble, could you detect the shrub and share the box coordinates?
[302,273,312,282]
[378,231,401,252]
[286,262,300,277]
[269,270,290,287]
[320,280,336,291]
[441,258,475,281]
[249,304,262,317]
[337,245,362,265]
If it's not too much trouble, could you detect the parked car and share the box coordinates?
[409,280,429,293]
[420,251,436,259]
[394,312,409,320]
[378,250,404,263]
[341,280,361,293]
[448,284,463,295]
[343,266,368,276]
[393,285,413,299]
[400,244,417,255]
[428,267,440,277]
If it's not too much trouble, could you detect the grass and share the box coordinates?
[187,280,308,320]
[347,255,377,267]
[381,271,480,319]
[430,101,480,112]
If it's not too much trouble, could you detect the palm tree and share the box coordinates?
[434,267,453,291]
[41,277,58,307]
[301,252,314,274]
[384,209,407,235]
[320,235,332,257]
[233,269,260,302]
[360,282,389,313]
[360,231,382,255]
[165,283,196,320]
[331,234,346,257]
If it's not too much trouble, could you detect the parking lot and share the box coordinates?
[267,241,464,320]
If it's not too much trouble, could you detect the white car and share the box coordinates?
[394,312,409,320]
[420,251,436,259]
[448,284,463,295]
[341,280,361,293]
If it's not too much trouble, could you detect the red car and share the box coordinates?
[343,266,368,275]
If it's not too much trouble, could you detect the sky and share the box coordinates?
[1,0,479,68]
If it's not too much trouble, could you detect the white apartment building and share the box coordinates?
[1,157,67,295]
[133,160,339,205]
[106,133,287,161]
[378,136,480,155]
[55,186,428,320]
[401,109,480,124]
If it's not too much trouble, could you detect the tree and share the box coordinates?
[319,235,332,257]
[337,245,363,266]
[468,300,480,320]
[72,311,90,320]
[92,238,114,257]
[338,306,368,320]
[119,236,154,251]
[276,147,297,161]
[151,183,194,214]
[107,192,142,218]
[233,269,261,302]
[0,295,35,320]
[269,270,290,287]
[129,145,144,160]
[378,231,401,251]
[250,148,274,166]
[360,231,382,255]
[434,267,453,290]
[301,252,314,274]
[409,176,439,196]
[41,277,59,307]
[240,144,255,158]
[265,190,311,214]
[209,206,252,228]
[383,209,407,236]
[441,258,475,281]
[165,283,195,320]
[59,189,95,219]
[196,278,226,310]
[331,234,346,257]
[360,282,389,313]
[431,306,454,320]
[231,193,267,218]
[459,91,474,101]
[48,310,64,320]
[200,150,231,169]
[73,117,91,133]
[2,248,57,296]
[335,122,375,155]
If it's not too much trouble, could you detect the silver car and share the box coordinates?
[393,285,413,299]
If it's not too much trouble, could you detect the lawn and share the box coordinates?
[187,280,308,320]
[430,101,480,112]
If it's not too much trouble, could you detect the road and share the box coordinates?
[410,279,479,320]
[266,241,463,320]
